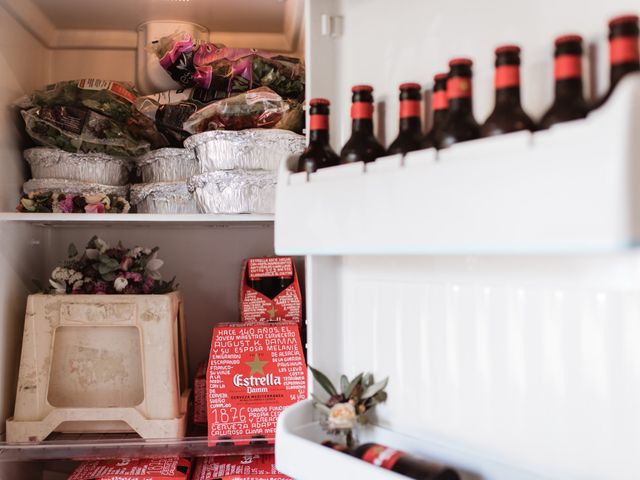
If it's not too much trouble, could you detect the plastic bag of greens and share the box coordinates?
[150,32,305,101]
[22,106,149,157]
[16,79,169,150]
[181,87,297,133]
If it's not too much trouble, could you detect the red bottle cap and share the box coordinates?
[609,14,639,27]
[434,73,449,81]
[495,44,521,55]
[449,57,473,67]
[555,34,583,45]
[309,98,330,106]
[399,82,421,90]
[352,84,374,92]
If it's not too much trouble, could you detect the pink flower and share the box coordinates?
[120,257,133,272]
[142,276,156,294]
[85,202,106,214]
[93,281,108,294]
[59,195,75,213]
[125,272,143,282]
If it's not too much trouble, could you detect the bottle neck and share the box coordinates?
[309,129,330,144]
[351,118,374,134]
[494,87,522,108]
[398,117,421,133]
[554,78,584,102]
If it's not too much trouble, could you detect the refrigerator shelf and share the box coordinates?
[275,74,640,256]
[275,400,550,480]
[0,433,274,462]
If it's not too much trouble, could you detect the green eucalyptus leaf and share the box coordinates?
[344,372,364,399]
[102,272,117,282]
[309,366,337,396]
[362,372,374,388]
[67,243,78,258]
[362,377,389,399]
[340,375,349,394]
[310,393,326,405]
[312,402,331,415]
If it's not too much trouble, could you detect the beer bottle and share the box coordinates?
[340,85,386,164]
[296,98,340,173]
[387,83,423,155]
[421,73,449,149]
[593,14,640,108]
[352,443,460,480]
[480,45,536,137]
[437,58,480,148]
[539,35,589,128]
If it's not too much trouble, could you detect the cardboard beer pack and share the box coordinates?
[240,257,302,327]
[207,323,307,445]
[68,457,191,480]
[191,455,291,480]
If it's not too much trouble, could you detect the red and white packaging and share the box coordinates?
[207,323,307,445]
[191,455,291,480]
[240,257,302,327]
[194,361,208,425]
[68,457,191,480]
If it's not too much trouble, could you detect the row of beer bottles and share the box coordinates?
[296,14,639,174]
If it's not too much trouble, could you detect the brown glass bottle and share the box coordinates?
[480,45,536,137]
[340,85,386,164]
[321,440,350,453]
[421,73,449,149]
[296,98,340,174]
[539,35,589,128]
[437,58,480,148]
[593,14,640,108]
[352,443,460,480]
[387,83,423,155]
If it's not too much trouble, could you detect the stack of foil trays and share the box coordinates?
[131,148,198,214]
[184,129,305,214]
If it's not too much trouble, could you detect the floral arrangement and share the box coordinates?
[310,367,388,448]
[17,191,130,214]
[44,236,176,295]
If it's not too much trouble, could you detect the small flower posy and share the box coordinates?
[310,367,388,448]
[43,236,176,295]
[17,191,130,214]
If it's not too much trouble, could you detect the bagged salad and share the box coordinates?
[16,79,169,154]
[150,32,305,101]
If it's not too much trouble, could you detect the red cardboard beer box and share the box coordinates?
[68,457,191,480]
[192,455,291,480]
[240,257,302,326]
[194,361,208,425]
[207,323,307,445]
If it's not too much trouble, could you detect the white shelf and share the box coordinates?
[0,213,274,227]
[275,75,640,256]
[275,401,551,480]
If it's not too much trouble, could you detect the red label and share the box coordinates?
[351,101,374,119]
[192,455,291,480]
[110,82,137,103]
[309,114,329,130]
[432,90,448,110]
[555,55,582,79]
[69,458,191,480]
[399,100,421,118]
[495,65,520,88]
[207,324,307,445]
[248,258,293,280]
[361,445,404,470]
[447,76,472,99]
[610,36,640,64]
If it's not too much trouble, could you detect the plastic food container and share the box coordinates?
[24,147,132,186]
[136,148,197,183]
[130,182,198,214]
[187,170,277,214]
[184,129,305,171]
[23,178,129,197]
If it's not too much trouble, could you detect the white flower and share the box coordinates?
[68,270,83,284]
[49,279,66,294]
[73,279,84,290]
[114,277,128,292]
[94,238,108,253]
[328,402,356,430]
[145,251,164,280]
[51,267,66,281]
[142,248,151,255]
[126,247,143,258]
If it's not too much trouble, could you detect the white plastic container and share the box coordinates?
[6,292,189,442]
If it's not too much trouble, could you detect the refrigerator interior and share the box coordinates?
[0,0,304,477]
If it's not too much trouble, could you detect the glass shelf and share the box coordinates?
[0,433,274,462]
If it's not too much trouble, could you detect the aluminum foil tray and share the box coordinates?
[183,129,305,171]
[130,182,198,214]
[23,178,129,197]
[24,147,132,186]
[136,148,197,183]
[187,170,277,214]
